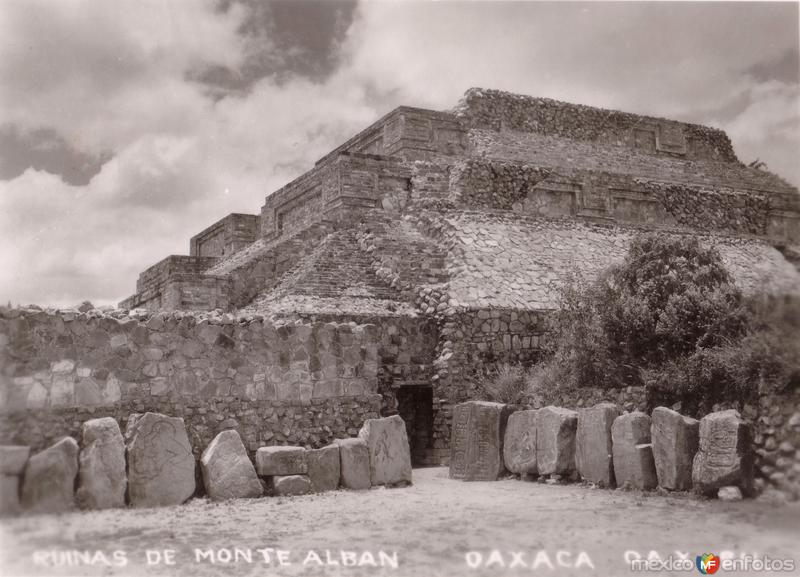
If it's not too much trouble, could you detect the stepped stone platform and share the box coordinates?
[112,88,800,465]
[3,88,797,472]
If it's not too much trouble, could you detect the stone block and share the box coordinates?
[0,475,20,516]
[307,444,340,492]
[651,407,699,491]
[536,406,578,476]
[125,412,196,508]
[0,445,30,475]
[503,409,538,475]
[270,475,312,496]
[255,446,308,476]
[358,415,412,486]
[692,409,754,496]
[334,438,371,490]
[576,403,620,487]
[611,412,657,490]
[21,437,79,514]
[449,401,514,481]
[201,430,262,500]
[77,417,126,509]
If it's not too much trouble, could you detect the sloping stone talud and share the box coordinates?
[77,417,127,509]
[307,444,340,492]
[125,412,196,508]
[611,412,657,490]
[536,406,578,477]
[449,401,514,481]
[21,437,79,514]
[576,403,621,487]
[503,409,539,476]
[201,430,262,500]
[255,446,308,476]
[692,410,754,496]
[651,407,699,491]
[334,438,371,490]
[358,415,412,486]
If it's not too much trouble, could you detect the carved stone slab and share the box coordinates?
[692,409,754,496]
[255,446,308,476]
[611,412,657,490]
[307,444,340,492]
[201,430,262,500]
[77,417,127,509]
[21,437,79,514]
[536,406,578,476]
[334,438,371,490]
[125,412,196,508]
[358,415,412,486]
[651,407,699,491]
[576,403,620,487]
[449,401,513,481]
[503,409,539,475]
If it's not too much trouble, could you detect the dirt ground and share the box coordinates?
[1,467,798,577]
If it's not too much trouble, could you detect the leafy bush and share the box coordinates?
[536,233,798,412]
[481,364,528,405]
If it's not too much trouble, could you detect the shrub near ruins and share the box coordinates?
[532,233,799,414]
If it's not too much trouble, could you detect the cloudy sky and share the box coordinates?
[1,0,798,307]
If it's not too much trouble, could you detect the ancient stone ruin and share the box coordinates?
[1,88,799,502]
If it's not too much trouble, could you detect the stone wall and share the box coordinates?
[450,158,797,241]
[190,213,260,259]
[0,307,433,456]
[120,256,219,311]
[454,87,737,162]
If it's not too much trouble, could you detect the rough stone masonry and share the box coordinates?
[1,87,799,497]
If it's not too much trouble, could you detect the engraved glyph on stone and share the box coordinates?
[503,409,538,475]
[449,401,513,481]
[125,412,195,508]
[358,415,412,486]
[692,409,753,496]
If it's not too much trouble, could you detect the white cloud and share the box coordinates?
[0,0,797,307]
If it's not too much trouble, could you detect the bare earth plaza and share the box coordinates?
[1,2,799,577]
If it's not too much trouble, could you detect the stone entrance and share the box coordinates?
[396,385,434,467]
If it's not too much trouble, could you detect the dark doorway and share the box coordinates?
[396,385,434,467]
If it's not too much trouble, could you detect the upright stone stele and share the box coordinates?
[358,415,412,486]
[449,401,514,481]
[536,406,578,477]
[576,403,621,487]
[692,409,754,496]
[651,407,699,491]
[503,409,539,476]
[611,412,657,490]
[334,438,371,490]
[76,417,127,509]
[201,430,262,500]
[125,412,196,508]
[307,444,340,492]
[21,437,79,514]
